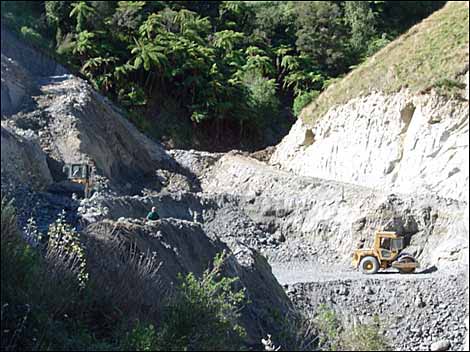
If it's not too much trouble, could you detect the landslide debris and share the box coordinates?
[0,25,295,347]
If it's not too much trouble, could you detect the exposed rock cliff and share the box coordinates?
[271,2,469,203]
[271,91,469,202]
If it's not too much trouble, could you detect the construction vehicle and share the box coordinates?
[352,231,419,274]
[63,163,93,198]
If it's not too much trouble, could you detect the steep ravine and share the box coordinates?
[1,14,469,352]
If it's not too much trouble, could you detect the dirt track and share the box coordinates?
[270,260,462,285]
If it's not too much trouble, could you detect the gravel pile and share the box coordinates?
[286,272,468,351]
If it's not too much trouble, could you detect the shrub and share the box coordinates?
[1,200,93,351]
[341,315,392,351]
[47,211,89,288]
[123,323,158,351]
[1,196,17,243]
[365,33,391,57]
[272,309,317,351]
[293,90,319,116]
[433,78,466,98]
[314,304,342,350]
[83,237,164,328]
[20,26,48,49]
[156,250,247,351]
[1,196,37,351]
[314,305,392,351]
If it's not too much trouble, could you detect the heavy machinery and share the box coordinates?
[63,163,93,198]
[352,231,419,274]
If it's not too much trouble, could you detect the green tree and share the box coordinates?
[295,1,351,76]
[72,30,96,56]
[69,1,96,32]
[213,30,244,53]
[45,1,74,43]
[130,38,166,71]
[344,1,377,54]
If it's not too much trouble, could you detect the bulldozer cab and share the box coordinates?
[63,163,93,198]
[63,163,92,180]
[374,231,403,262]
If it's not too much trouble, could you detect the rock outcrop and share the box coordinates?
[271,91,469,202]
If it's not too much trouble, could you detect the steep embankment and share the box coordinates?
[271,1,469,202]
[1,25,172,194]
[0,25,293,347]
[83,218,292,346]
[267,2,469,350]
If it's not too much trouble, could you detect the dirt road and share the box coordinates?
[270,260,456,285]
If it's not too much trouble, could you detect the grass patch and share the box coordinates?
[301,1,469,127]
[314,304,392,351]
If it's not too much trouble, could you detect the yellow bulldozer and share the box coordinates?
[352,231,419,274]
[63,163,93,198]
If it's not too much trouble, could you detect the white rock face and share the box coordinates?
[200,154,468,267]
[271,90,469,202]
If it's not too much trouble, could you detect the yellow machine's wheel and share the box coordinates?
[359,256,379,274]
[398,268,416,274]
[396,256,417,274]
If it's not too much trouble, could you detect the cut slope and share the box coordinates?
[301,1,469,126]
[1,25,174,194]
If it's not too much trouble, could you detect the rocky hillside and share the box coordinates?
[271,1,469,202]
[0,25,293,348]
[1,25,172,194]
[268,2,469,350]
[1,4,469,351]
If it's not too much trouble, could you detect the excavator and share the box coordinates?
[352,231,419,274]
[62,163,93,198]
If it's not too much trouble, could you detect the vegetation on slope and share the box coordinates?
[1,1,445,150]
[1,197,247,351]
[300,1,469,127]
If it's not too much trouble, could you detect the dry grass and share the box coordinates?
[84,224,166,326]
[301,1,469,127]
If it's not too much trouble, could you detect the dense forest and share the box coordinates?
[1,1,445,150]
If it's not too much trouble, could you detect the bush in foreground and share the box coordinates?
[1,197,247,350]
